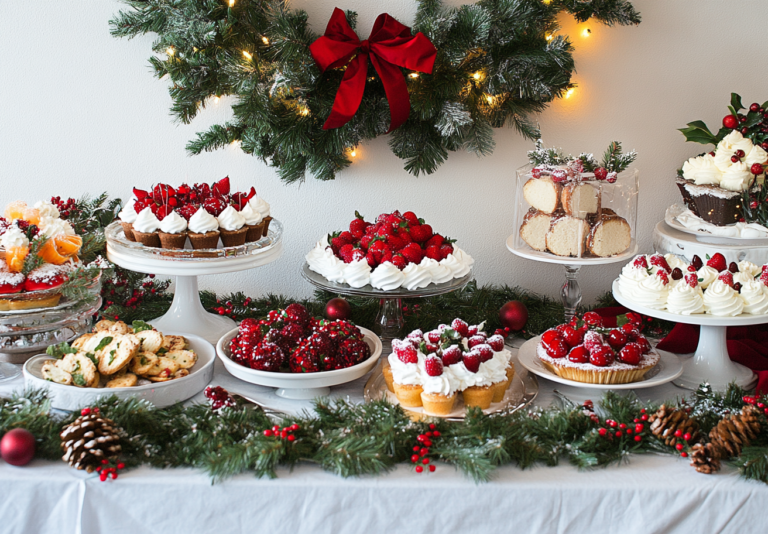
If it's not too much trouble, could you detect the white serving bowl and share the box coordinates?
[23,332,215,410]
[216,326,382,399]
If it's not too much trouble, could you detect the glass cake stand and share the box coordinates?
[105,220,283,344]
[300,263,472,346]
[507,235,638,322]
[612,279,759,391]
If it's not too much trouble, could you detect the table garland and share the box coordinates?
[109,0,640,182]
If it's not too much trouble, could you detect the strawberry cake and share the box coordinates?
[382,319,514,415]
[119,177,273,251]
[616,252,768,317]
[306,211,473,290]
[536,312,659,384]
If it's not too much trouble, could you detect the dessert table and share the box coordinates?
[1,343,766,534]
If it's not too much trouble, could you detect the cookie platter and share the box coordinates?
[23,330,215,410]
[216,326,382,399]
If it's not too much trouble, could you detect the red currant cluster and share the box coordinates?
[96,458,126,482]
[581,400,600,425]
[596,409,648,443]
[263,423,300,442]
[204,386,236,410]
[50,196,78,219]
[722,101,768,145]
[742,395,768,416]
[102,271,166,319]
[410,424,440,473]
[213,297,246,318]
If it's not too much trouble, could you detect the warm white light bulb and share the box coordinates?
[262,36,269,45]
[242,50,252,59]
[350,149,357,157]
[473,72,481,80]
[582,28,591,38]
[166,47,175,56]
[409,73,419,79]
[565,88,575,99]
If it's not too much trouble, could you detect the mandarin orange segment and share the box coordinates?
[4,201,28,222]
[5,247,28,273]
[38,239,67,265]
[21,207,40,226]
[54,234,82,256]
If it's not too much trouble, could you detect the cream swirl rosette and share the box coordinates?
[158,211,187,234]
[402,262,432,290]
[188,208,219,233]
[697,266,718,289]
[133,207,160,233]
[666,283,705,315]
[618,264,649,295]
[624,274,669,310]
[342,259,372,289]
[702,279,744,316]
[739,279,768,315]
[370,262,406,290]
[720,161,753,191]
[682,154,722,186]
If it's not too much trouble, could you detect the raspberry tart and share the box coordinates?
[385,319,514,415]
[306,210,474,291]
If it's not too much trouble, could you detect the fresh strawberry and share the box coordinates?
[559,325,583,348]
[212,176,230,197]
[467,334,487,348]
[350,248,365,262]
[620,323,640,337]
[439,243,454,260]
[568,345,590,364]
[441,345,463,366]
[400,242,423,264]
[376,213,389,224]
[691,255,703,270]
[486,334,505,351]
[403,211,419,225]
[655,269,669,285]
[376,225,395,238]
[425,234,444,249]
[589,345,614,367]
[392,339,418,364]
[706,253,727,272]
[451,318,469,337]
[425,245,442,261]
[359,234,374,250]
[625,312,643,327]
[463,351,482,372]
[391,254,407,270]
[687,264,697,272]
[551,169,568,182]
[760,270,768,287]
[177,203,198,221]
[649,254,670,272]
[133,187,151,201]
[718,271,734,287]
[155,204,172,220]
[583,331,604,353]
[386,233,406,251]
[543,339,569,359]
[152,183,176,205]
[339,243,355,263]
[366,250,379,268]
[424,342,439,354]
[380,248,394,265]
[409,224,432,243]
[607,329,628,349]
[23,265,66,292]
[632,255,648,269]
[635,336,652,354]
[386,212,404,227]
[474,344,494,362]
[582,311,603,327]
[194,182,212,201]
[541,329,562,346]
[349,211,368,239]
[728,262,739,273]
[618,343,643,365]
[467,325,479,337]
[203,196,227,216]
[425,355,444,376]
[406,329,424,343]
[426,330,442,344]
[133,198,153,214]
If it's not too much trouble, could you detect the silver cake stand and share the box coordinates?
[106,220,283,344]
[301,263,472,346]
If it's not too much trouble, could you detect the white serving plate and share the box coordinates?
[506,234,638,265]
[517,336,683,390]
[23,332,215,410]
[665,204,768,243]
[216,326,382,399]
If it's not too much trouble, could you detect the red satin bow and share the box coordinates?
[309,8,437,132]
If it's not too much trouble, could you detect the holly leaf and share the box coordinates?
[679,121,717,146]
[616,315,629,328]
[762,100,768,111]
[731,93,744,113]
[46,342,77,359]
[132,320,153,333]
[745,111,763,128]
[714,126,732,144]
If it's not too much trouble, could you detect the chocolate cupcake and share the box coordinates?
[117,199,139,242]
[131,207,161,248]
[239,201,265,242]
[157,211,188,249]
[217,205,248,247]
[187,207,220,249]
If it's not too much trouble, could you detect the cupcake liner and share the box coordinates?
[393,382,424,407]
[157,231,187,250]
[381,361,395,393]
[132,230,161,248]
[262,216,273,235]
[691,193,743,226]
[120,221,136,242]
[462,384,494,409]
[491,378,510,403]
[245,222,265,242]
[188,231,220,249]
[219,227,248,247]
[420,391,457,416]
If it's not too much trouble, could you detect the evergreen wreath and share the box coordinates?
[110,0,640,183]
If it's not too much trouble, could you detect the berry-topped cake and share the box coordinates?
[119,177,272,250]
[537,312,659,384]
[616,252,768,317]
[382,319,514,416]
[306,211,473,290]
[676,93,768,229]
[517,140,637,258]
[227,304,372,373]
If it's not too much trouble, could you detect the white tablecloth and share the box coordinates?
[1,347,766,534]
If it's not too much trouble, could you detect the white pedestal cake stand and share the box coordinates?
[507,235,638,322]
[300,263,472,346]
[106,221,283,344]
[612,279,759,391]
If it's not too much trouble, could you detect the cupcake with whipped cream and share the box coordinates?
[187,207,220,249]
[117,197,138,242]
[248,196,272,234]
[131,207,161,248]
[217,205,248,247]
[240,200,265,242]
[157,210,188,249]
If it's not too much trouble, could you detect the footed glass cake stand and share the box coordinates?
[301,263,472,346]
[106,221,283,344]
[507,235,638,322]
[612,279,759,391]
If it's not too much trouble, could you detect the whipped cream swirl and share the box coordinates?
[388,351,425,386]
[697,266,718,289]
[188,208,219,234]
[0,226,29,250]
[402,262,432,290]
[720,161,753,192]
[34,200,60,220]
[370,262,406,290]
[618,264,649,295]
[738,261,761,278]
[625,275,669,309]
[342,259,371,289]
[248,197,270,218]
[740,279,768,315]
[702,279,744,316]
[682,154,722,185]
[158,211,187,234]
[118,198,137,223]
[240,202,263,225]
[217,205,246,231]
[132,207,160,233]
[666,283,705,315]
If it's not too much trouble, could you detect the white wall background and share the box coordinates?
[2,0,767,304]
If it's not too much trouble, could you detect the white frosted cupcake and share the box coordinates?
[703,279,744,316]
[131,207,161,247]
[740,279,768,315]
[217,205,248,247]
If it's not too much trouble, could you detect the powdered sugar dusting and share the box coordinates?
[0,271,25,286]
[26,264,66,283]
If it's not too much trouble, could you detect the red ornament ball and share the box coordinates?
[499,301,528,331]
[325,297,351,320]
[0,428,36,466]
[722,114,738,129]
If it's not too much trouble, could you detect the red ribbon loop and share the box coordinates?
[309,8,437,132]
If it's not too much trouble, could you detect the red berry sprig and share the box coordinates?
[263,423,300,441]
[96,458,126,482]
[743,395,768,416]
[411,424,440,474]
[597,409,649,443]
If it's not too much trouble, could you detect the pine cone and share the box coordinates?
[60,412,121,472]
[649,404,700,446]
[690,442,721,474]
[708,405,761,458]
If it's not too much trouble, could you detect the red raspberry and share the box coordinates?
[441,345,463,366]
[594,167,608,181]
[392,340,418,364]
[451,318,469,337]
[589,346,614,367]
[568,345,590,364]
[618,343,643,365]
[583,331,604,353]
[608,329,628,350]
[486,334,505,351]
[706,253,727,272]
[425,356,444,377]
[467,334,487,348]
[463,351,481,373]
[473,344,494,362]
[717,271,734,287]
[649,254,671,273]
[339,243,355,263]
[582,311,603,327]
[632,255,648,269]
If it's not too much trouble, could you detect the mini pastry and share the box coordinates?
[131,207,161,248]
[118,197,138,241]
[240,201,265,242]
[23,264,68,292]
[187,207,220,249]
[157,210,188,249]
[248,196,272,234]
[217,205,248,247]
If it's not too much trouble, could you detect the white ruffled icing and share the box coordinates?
[188,207,219,233]
[39,217,75,238]
[618,264,649,295]
[422,373,456,395]
[739,261,761,278]
[664,254,689,272]
[421,257,453,284]
[697,266,719,289]
[342,259,371,289]
[248,197,270,218]
[217,205,246,231]
[388,351,425,386]
[720,161,753,192]
[740,280,768,315]
[702,279,744,316]
[34,200,60,220]
[733,271,755,287]
[370,262,406,290]
[0,226,28,249]
[240,202,263,226]
[675,209,768,238]
[402,262,432,290]
[666,283,705,315]
[118,198,137,223]
[158,211,187,234]
[625,274,669,310]
[682,154,722,185]
[131,207,160,233]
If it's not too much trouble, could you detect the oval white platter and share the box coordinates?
[506,234,638,266]
[23,332,215,410]
[517,336,683,390]
[216,326,382,399]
